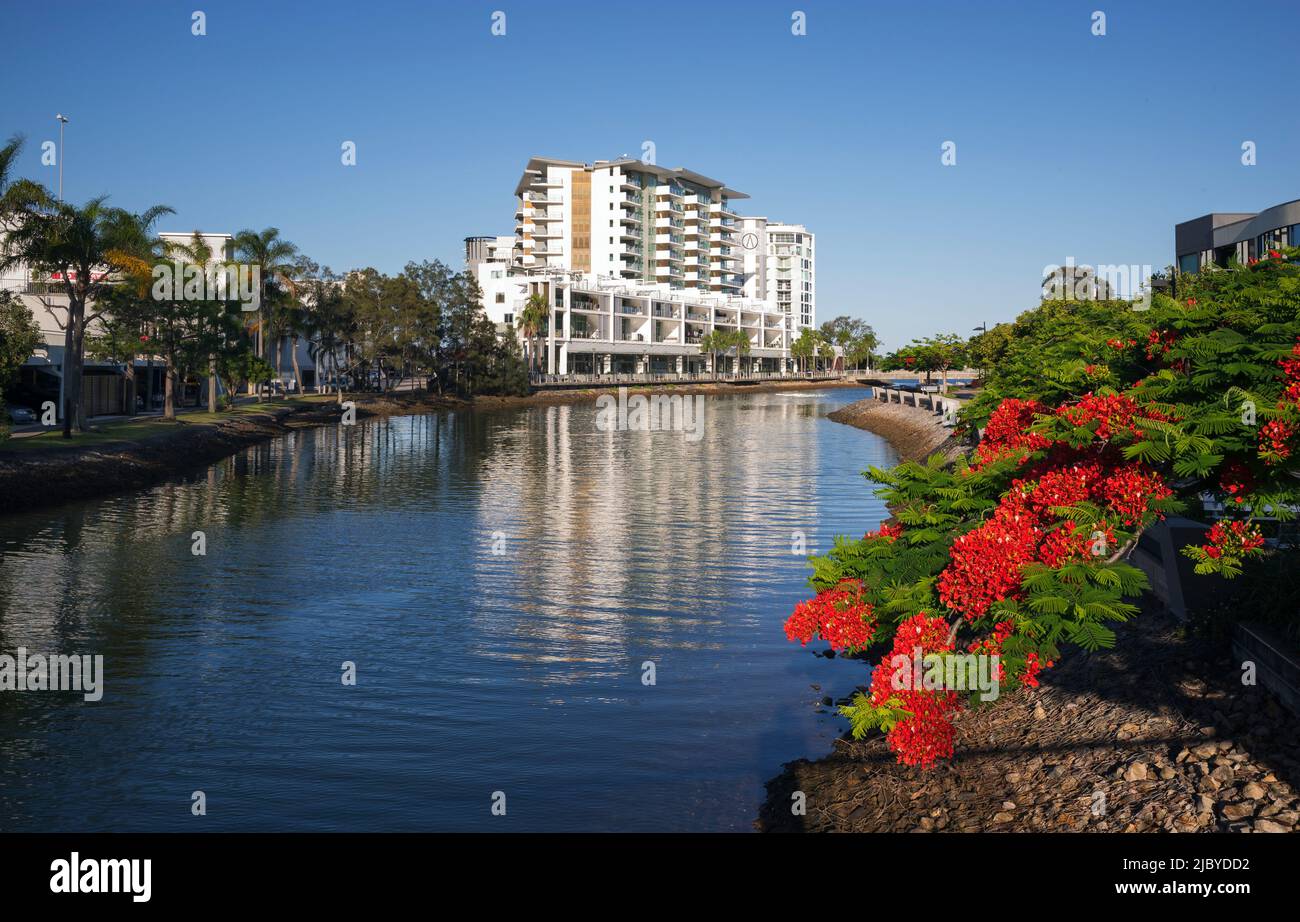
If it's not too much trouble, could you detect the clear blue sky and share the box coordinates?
[4,0,1297,350]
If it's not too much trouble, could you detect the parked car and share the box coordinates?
[7,405,36,424]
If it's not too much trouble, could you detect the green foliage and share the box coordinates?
[803,249,1300,701]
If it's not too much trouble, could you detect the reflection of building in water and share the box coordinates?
[463,393,827,677]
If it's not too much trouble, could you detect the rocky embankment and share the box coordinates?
[827,396,965,463]
[757,605,1300,833]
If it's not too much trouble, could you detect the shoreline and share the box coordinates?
[826,395,965,463]
[763,390,1300,833]
[0,378,862,516]
[757,605,1299,832]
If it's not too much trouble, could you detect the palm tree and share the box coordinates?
[732,329,752,375]
[516,292,548,377]
[163,232,235,413]
[233,227,298,397]
[1,195,172,435]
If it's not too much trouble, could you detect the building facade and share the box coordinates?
[479,156,818,376]
[519,273,792,376]
[1176,199,1300,273]
[513,157,749,294]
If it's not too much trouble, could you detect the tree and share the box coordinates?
[0,290,41,433]
[0,196,172,435]
[787,248,1300,768]
[820,316,877,371]
[233,227,298,397]
[516,293,548,376]
[883,332,967,389]
[791,327,817,374]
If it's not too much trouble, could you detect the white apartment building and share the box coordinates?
[518,273,792,376]
[737,217,816,336]
[513,156,748,294]
[471,156,819,377]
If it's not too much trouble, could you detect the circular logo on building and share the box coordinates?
[741,232,759,250]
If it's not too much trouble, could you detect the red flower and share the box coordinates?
[783,579,877,652]
[869,613,962,768]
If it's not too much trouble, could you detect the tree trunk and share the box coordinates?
[290,335,302,396]
[208,354,218,413]
[124,361,136,416]
[69,298,88,432]
[163,357,176,420]
[273,335,284,398]
[60,309,75,438]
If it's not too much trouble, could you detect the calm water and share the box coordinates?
[0,387,893,831]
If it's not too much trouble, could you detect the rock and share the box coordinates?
[1253,818,1289,833]
[992,811,1014,823]
[1192,743,1218,759]
[1222,803,1254,821]
[1033,702,1047,721]
[1006,772,1021,784]
[1124,762,1149,782]
[1002,800,1017,810]
[1159,766,1176,780]
[1242,782,1266,800]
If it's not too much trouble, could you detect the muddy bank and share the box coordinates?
[756,606,1300,833]
[827,396,965,463]
[0,379,859,516]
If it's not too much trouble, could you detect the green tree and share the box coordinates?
[791,327,817,374]
[0,289,41,434]
[233,227,298,397]
[516,292,549,376]
[0,196,172,435]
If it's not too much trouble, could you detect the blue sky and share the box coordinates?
[4,0,1298,349]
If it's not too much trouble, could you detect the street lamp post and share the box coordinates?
[972,322,988,383]
[55,114,68,201]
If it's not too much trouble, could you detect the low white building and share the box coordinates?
[488,270,792,376]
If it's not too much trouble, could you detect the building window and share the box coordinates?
[495,293,505,303]
[503,313,513,325]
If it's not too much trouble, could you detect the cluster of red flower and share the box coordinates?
[863,522,903,542]
[1106,337,1138,351]
[1096,463,1173,525]
[782,579,877,651]
[868,613,962,768]
[1057,392,1150,439]
[1144,329,1177,361]
[972,398,1051,468]
[1201,520,1265,560]
[1281,342,1300,404]
[1259,419,1296,463]
[937,490,1042,620]
[939,453,1167,619]
[1020,651,1054,688]
[1219,459,1255,503]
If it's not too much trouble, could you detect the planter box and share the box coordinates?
[1232,622,1300,717]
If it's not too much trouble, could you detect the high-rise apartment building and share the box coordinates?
[736,217,816,335]
[475,156,819,376]
[514,157,749,294]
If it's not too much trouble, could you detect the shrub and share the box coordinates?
[789,249,1300,766]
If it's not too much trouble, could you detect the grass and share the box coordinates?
[0,397,333,453]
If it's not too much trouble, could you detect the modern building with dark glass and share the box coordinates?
[1175,198,1300,273]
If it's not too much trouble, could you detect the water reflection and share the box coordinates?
[0,388,893,831]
